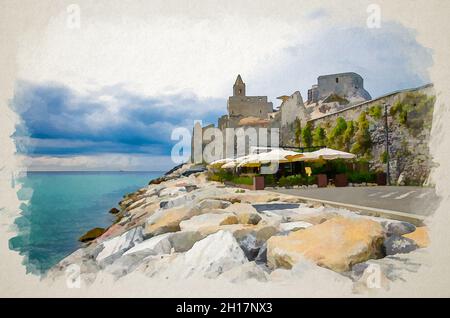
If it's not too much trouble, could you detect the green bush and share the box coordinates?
[208,169,233,182]
[301,123,313,147]
[331,159,350,174]
[312,126,327,147]
[368,104,383,120]
[232,176,253,185]
[311,162,326,174]
[347,171,376,183]
[390,92,435,136]
[264,174,276,186]
[351,111,372,157]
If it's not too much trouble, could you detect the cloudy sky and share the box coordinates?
[12,1,433,171]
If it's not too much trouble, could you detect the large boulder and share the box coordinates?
[168,231,204,252]
[382,221,416,237]
[106,233,173,277]
[96,226,144,265]
[159,193,194,210]
[144,206,197,238]
[266,217,385,272]
[254,203,338,224]
[172,230,249,279]
[383,235,418,256]
[179,213,238,231]
[195,199,231,211]
[123,233,172,258]
[403,226,429,248]
[279,221,313,233]
[79,227,106,243]
[225,203,262,225]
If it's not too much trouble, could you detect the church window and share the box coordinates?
[336,78,339,83]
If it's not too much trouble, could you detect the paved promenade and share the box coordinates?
[270,186,439,216]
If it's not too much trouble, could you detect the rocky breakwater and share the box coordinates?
[45,164,431,293]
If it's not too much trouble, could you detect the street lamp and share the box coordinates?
[383,102,390,186]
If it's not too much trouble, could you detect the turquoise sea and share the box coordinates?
[9,171,162,274]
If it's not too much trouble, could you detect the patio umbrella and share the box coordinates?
[302,148,356,161]
[237,148,304,168]
[208,158,236,168]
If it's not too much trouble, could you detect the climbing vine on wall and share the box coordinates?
[312,126,326,147]
[390,92,435,136]
[351,111,372,157]
[328,117,347,150]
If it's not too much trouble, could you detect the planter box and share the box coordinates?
[253,176,265,190]
[316,174,328,188]
[376,172,387,186]
[335,174,348,187]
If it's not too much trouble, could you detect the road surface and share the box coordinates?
[270,186,439,216]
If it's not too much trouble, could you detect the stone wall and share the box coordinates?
[227,96,273,118]
[304,84,435,185]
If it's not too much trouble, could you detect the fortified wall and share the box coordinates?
[302,84,435,185]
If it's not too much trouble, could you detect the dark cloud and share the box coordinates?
[12,81,225,155]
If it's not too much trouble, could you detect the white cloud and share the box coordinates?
[20,154,175,171]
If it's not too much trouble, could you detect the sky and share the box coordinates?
[11,1,433,171]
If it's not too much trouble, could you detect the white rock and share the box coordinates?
[96,226,143,265]
[179,213,238,231]
[169,231,204,252]
[175,230,248,279]
[159,187,186,197]
[123,233,172,257]
[160,193,194,210]
[279,221,313,232]
[196,199,231,211]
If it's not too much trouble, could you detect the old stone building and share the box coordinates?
[219,75,273,130]
[307,72,372,105]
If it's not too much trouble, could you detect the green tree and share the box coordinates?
[301,123,313,148]
[328,117,347,150]
[368,104,382,120]
[351,111,372,157]
[312,126,326,147]
[343,120,355,151]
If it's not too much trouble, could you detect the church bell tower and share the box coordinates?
[233,74,246,96]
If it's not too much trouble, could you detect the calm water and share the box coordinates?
[9,171,162,274]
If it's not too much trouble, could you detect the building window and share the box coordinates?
[336,78,339,83]
[239,89,242,94]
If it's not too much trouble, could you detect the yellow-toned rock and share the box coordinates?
[224,203,262,225]
[196,223,277,242]
[179,213,238,231]
[144,206,196,237]
[266,217,384,272]
[403,226,429,248]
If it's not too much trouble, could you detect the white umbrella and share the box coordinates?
[302,148,356,161]
[237,148,304,168]
[208,158,235,168]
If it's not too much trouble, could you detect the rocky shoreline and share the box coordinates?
[45,164,430,293]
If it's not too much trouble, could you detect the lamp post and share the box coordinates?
[384,103,390,186]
